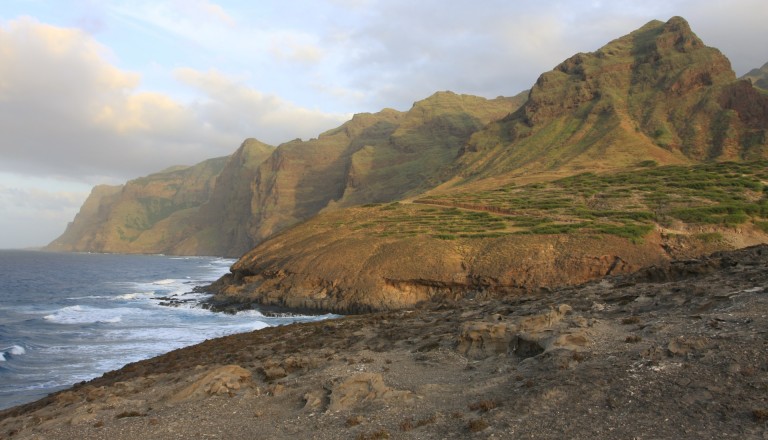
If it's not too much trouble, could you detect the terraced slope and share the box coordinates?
[209,160,768,313]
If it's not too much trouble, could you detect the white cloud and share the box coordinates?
[0,17,347,184]
[295,0,768,111]
[0,183,89,249]
[268,32,325,65]
[175,68,349,142]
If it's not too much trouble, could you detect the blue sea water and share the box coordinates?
[0,250,333,410]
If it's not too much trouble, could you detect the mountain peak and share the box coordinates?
[455,16,764,181]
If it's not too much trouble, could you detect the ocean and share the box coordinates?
[0,250,333,410]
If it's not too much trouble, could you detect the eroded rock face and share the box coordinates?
[207,220,685,314]
[456,321,512,359]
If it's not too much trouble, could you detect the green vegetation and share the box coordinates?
[398,160,768,242]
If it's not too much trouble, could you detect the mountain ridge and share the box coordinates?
[46,91,524,256]
[49,18,768,310]
[206,17,768,313]
[452,16,768,187]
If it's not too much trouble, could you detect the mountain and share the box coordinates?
[240,91,524,247]
[46,156,229,254]
[47,92,525,256]
[454,17,768,185]
[50,17,768,311]
[172,138,275,257]
[208,160,768,313]
[208,17,768,313]
[741,61,768,90]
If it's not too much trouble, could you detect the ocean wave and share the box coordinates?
[0,345,26,361]
[152,279,177,285]
[43,305,134,324]
[114,292,155,301]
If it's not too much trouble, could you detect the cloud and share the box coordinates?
[175,68,349,142]
[269,33,325,65]
[303,0,768,111]
[0,182,89,248]
[0,17,347,183]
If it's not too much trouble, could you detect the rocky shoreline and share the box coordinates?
[2,245,767,439]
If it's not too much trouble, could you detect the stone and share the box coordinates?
[328,373,413,412]
[168,365,252,403]
[457,322,513,359]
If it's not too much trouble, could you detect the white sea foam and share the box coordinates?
[152,279,177,285]
[8,345,26,356]
[0,345,26,361]
[235,309,266,318]
[43,305,135,324]
[114,292,155,301]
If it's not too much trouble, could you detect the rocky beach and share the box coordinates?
[2,245,766,439]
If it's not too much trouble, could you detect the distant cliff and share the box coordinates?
[46,156,228,254]
[47,92,525,256]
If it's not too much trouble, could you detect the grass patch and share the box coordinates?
[755,221,768,233]
[350,161,767,243]
[694,232,724,243]
[410,160,768,241]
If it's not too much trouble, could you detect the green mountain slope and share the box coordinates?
[245,92,524,244]
[454,17,768,184]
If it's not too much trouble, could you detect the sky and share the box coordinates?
[1,0,767,249]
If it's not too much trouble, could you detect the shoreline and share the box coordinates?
[2,245,767,438]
